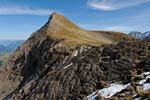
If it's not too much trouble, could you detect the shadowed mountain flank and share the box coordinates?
[0,13,145,100]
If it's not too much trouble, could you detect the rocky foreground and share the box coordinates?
[0,13,149,100]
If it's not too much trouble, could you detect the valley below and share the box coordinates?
[0,40,24,68]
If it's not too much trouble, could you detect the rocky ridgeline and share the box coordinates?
[88,71,150,99]
[129,31,150,39]
[0,38,149,100]
[0,13,149,100]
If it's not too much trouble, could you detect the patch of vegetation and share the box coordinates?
[46,13,134,46]
[0,53,10,67]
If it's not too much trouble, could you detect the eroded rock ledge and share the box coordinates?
[0,38,149,100]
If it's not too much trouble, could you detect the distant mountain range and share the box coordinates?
[0,40,24,53]
[129,31,150,39]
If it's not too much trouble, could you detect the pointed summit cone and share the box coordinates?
[0,12,134,100]
[36,12,133,46]
[46,12,108,46]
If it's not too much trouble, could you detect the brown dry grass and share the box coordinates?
[46,13,134,46]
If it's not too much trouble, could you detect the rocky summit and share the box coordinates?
[0,13,149,100]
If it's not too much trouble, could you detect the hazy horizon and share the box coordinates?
[0,0,150,40]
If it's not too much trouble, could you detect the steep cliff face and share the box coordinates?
[1,39,149,100]
[0,13,147,100]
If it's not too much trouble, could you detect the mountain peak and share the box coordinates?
[48,12,80,30]
[129,31,150,39]
[51,12,63,17]
[36,12,133,46]
[49,12,65,21]
[0,12,139,100]
[45,12,81,35]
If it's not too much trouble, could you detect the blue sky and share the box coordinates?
[0,0,150,40]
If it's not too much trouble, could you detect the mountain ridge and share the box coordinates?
[0,40,24,53]
[0,13,146,100]
[129,31,150,39]
[37,12,134,46]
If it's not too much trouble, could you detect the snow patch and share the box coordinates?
[144,72,150,75]
[73,50,78,57]
[134,97,142,100]
[63,63,73,69]
[63,56,69,64]
[87,72,150,100]
[80,46,84,53]
[137,72,150,92]
[87,83,130,100]
[139,75,150,85]
[143,83,150,90]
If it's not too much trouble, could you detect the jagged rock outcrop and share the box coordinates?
[0,13,149,100]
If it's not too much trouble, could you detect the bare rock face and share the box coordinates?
[0,13,149,100]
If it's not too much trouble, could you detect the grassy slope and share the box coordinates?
[0,53,10,67]
[45,13,134,46]
[91,30,134,42]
